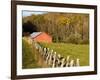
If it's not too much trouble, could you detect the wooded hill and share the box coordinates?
[23,12,89,44]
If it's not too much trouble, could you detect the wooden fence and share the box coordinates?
[33,42,80,68]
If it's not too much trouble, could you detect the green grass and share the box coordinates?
[22,39,41,69]
[40,43,89,66]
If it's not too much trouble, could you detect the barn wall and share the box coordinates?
[33,33,52,43]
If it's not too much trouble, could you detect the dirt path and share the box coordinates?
[32,46,49,68]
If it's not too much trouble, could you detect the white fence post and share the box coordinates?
[67,56,70,62]
[70,60,74,67]
[61,58,65,67]
[76,58,80,66]
[52,52,57,68]
[48,49,53,66]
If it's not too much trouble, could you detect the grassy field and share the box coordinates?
[22,39,41,69]
[40,42,89,66]
[22,37,89,68]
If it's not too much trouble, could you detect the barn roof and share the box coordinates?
[30,32,42,38]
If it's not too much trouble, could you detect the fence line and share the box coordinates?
[33,41,80,68]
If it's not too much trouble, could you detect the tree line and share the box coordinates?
[23,12,89,44]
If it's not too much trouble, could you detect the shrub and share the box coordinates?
[67,33,81,44]
[79,39,89,44]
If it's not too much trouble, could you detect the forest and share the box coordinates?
[22,12,89,44]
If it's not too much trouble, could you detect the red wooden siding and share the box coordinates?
[32,32,52,43]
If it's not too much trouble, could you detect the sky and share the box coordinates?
[22,11,47,17]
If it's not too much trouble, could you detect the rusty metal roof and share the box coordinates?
[30,32,42,38]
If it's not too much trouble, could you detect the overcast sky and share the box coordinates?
[22,11,47,17]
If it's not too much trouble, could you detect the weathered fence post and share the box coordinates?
[48,49,53,66]
[67,56,70,63]
[56,54,61,67]
[61,58,65,67]
[76,58,80,66]
[46,51,50,64]
[70,60,74,67]
[52,52,57,68]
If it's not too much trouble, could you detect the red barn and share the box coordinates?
[30,32,52,43]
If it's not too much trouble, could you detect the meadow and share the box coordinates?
[40,42,89,66]
[22,38,89,68]
[22,39,40,69]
